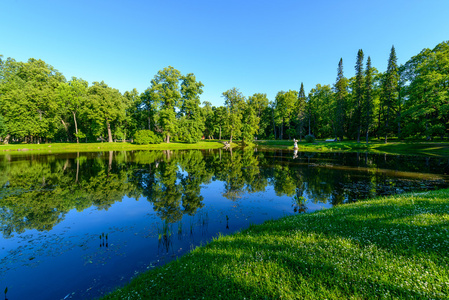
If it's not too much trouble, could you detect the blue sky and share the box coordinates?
[1,0,448,107]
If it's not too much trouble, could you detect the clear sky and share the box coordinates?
[1,0,448,107]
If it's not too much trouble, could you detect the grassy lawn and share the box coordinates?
[102,189,449,299]
[2,140,448,157]
[255,140,449,156]
[0,141,226,154]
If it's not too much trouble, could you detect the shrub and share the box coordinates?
[305,134,315,143]
[134,130,162,145]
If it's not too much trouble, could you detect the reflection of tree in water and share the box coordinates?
[0,153,136,238]
[151,159,183,223]
[178,151,210,216]
[1,149,448,237]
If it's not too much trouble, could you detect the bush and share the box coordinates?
[134,130,162,145]
[305,134,315,143]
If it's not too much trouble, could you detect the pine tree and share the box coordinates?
[381,46,399,143]
[296,82,306,141]
[354,49,364,142]
[334,58,348,141]
[363,56,374,144]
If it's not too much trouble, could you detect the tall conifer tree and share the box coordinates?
[354,49,364,142]
[334,58,347,141]
[381,46,399,143]
[296,82,306,141]
[363,56,374,144]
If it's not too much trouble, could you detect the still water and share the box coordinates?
[1,149,448,299]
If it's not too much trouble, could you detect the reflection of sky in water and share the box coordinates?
[0,150,448,300]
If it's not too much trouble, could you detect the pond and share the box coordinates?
[1,148,448,299]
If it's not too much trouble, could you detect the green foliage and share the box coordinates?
[133,130,162,145]
[223,88,245,143]
[274,90,297,139]
[295,83,307,141]
[147,66,182,143]
[380,46,399,142]
[1,40,449,144]
[0,115,7,138]
[334,58,348,141]
[74,130,86,140]
[308,84,334,138]
[362,56,374,144]
[305,134,315,143]
[353,49,364,142]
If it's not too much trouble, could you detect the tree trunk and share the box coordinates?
[73,111,79,143]
[106,120,113,143]
[219,126,221,140]
[76,152,79,184]
[166,133,170,143]
[308,114,311,135]
[281,120,284,140]
[108,151,113,172]
[356,124,361,143]
[229,133,233,144]
[384,102,390,144]
[61,119,70,141]
[3,134,10,145]
[148,116,151,130]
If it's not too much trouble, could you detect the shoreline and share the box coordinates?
[101,188,449,299]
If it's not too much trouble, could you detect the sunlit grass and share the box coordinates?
[0,141,226,154]
[102,189,449,299]
[255,140,449,156]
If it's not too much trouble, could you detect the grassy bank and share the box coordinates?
[255,140,449,156]
[102,189,449,299]
[0,141,227,154]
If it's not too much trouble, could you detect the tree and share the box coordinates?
[241,101,259,145]
[334,58,348,141]
[248,93,269,138]
[274,90,297,139]
[87,81,126,142]
[212,106,227,140]
[202,101,215,139]
[308,84,334,138]
[222,88,245,143]
[147,66,182,143]
[179,73,204,143]
[362,56,374,144]
[0,58,65,143]
[402,42,449,139]
[124,88,145,142]
[295,83,307,141]
[380,46,399,143]
[57,77,88,143]
[0,115,7,141]
[354,49,364,143]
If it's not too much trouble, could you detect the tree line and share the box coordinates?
[1,40,448,144]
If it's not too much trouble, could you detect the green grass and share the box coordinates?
[0,141,227,154]
[102,189,449,299]
[255,140,449,156]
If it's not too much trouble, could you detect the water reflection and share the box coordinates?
[1,149,448,238]
[0,149,448,299]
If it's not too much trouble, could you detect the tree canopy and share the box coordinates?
[1,40,449,144]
